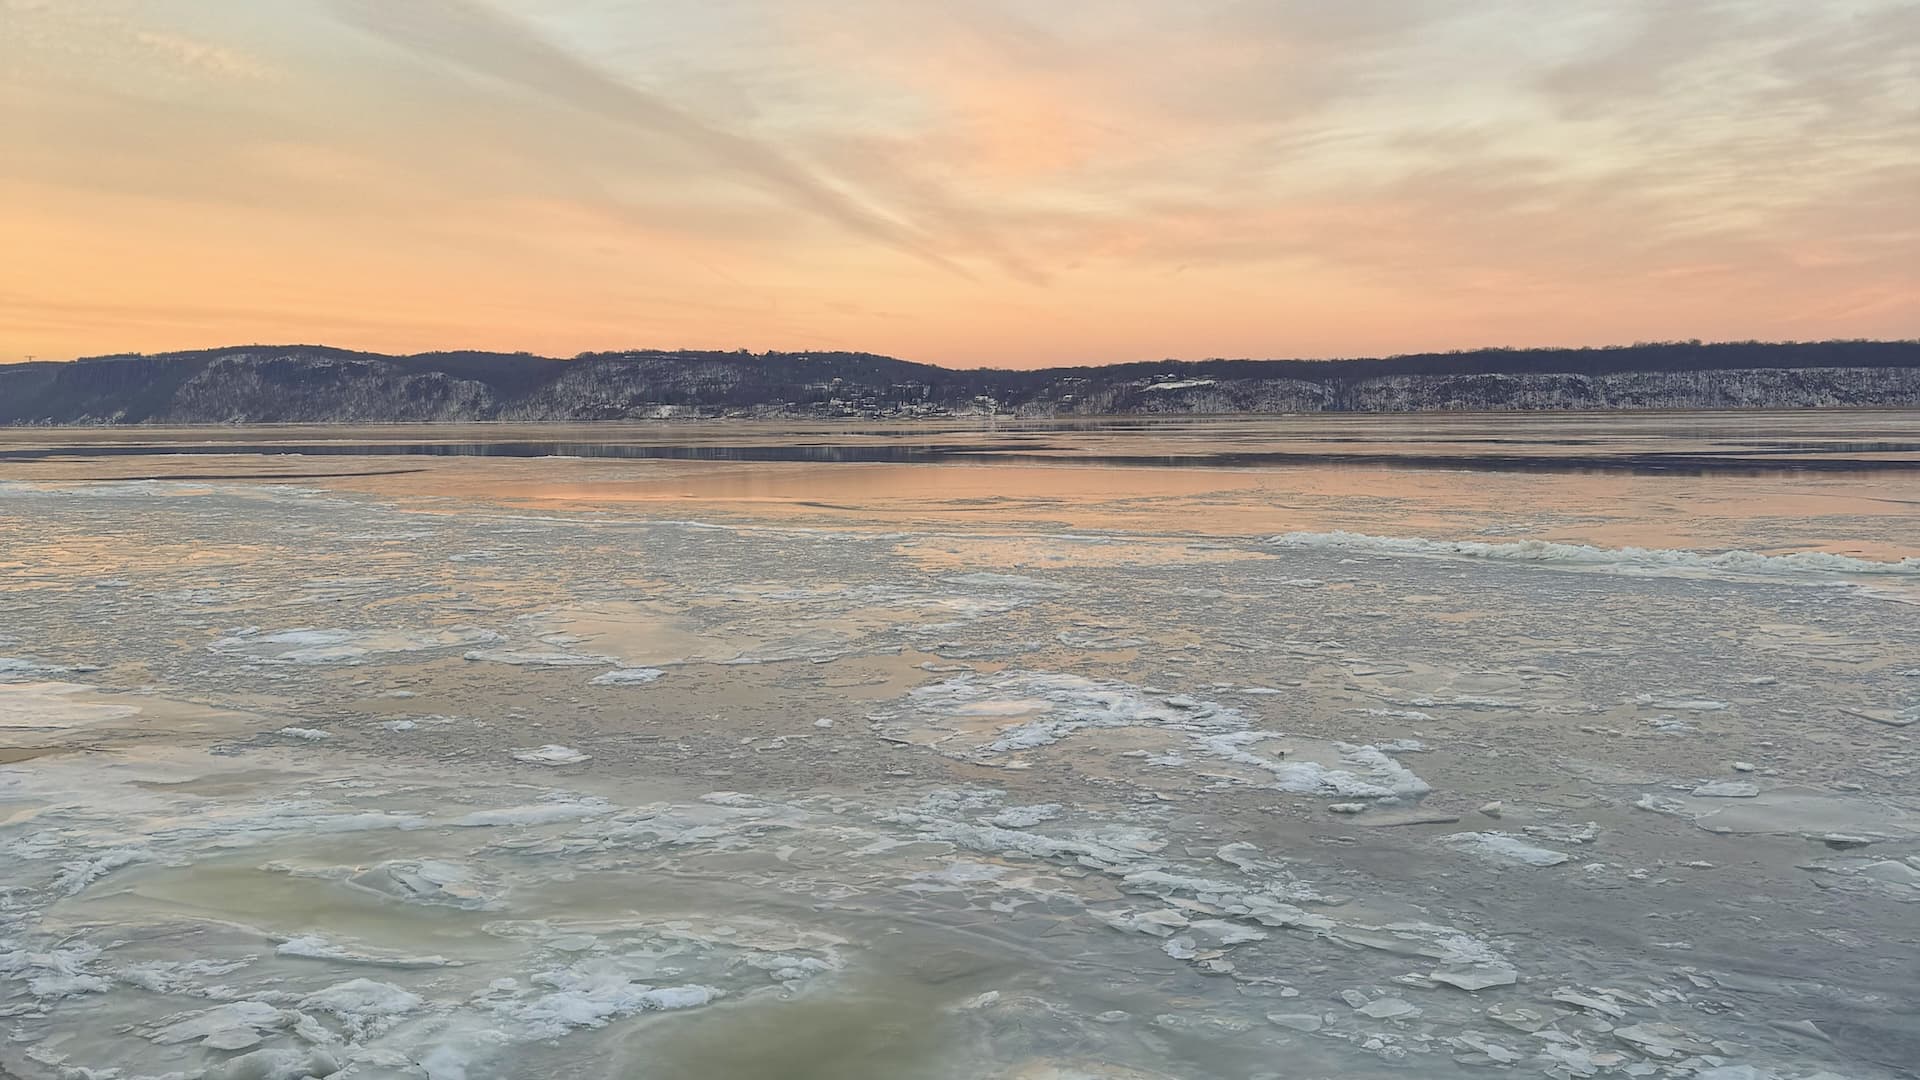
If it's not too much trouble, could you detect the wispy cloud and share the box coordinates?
[130,28,275,81]
[324,0,964,273]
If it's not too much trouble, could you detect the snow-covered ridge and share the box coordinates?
[1267,530,1920,577]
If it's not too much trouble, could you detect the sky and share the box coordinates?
[3,1,1916,368]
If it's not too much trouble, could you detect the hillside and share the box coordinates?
[2,340,1917,424]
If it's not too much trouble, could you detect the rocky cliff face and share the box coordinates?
[3,342,1916,423]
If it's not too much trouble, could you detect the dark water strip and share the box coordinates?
[3,441,1918,475]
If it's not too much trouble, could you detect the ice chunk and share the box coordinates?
[346,859,498,909]
[1634,793,1689,816]
[204,1046,341,1080]
[468,649,617,667]
[146,800,427,842]
[1692,781,1760,798]
[1523,821,1599,845]
[987,803,1062,828]
[1551,987,1627,1018]
[53,847,145,895]
[1442,832,1571,867]
[1635,694,1730,711]
[116,957,254,994]
[589,668,665,686]
[638,985,720,1010]
[1353,997,1421,1019]
[1188,919,1269,945]
[1860,859,1920,887]
[454,800,609,827]
[1450,1032,1522,1063]
[1486,1003,1551,1032]
[276,935,457,968]
[1643,786,1920,840]
[276,726,332,741]
[1196,734,1431,799]
[1429,964,1518,991]
[983,720,1079,751]
[303,977,422,1020]
[146,1001,287,1046]
[1,943,110,999]
[1612,1021,1716,1057]
[512,745,591,765]
[213,626,499,665]
[507,964,720,1037]
[1098,908,1191,938]
[1162,935,1199,960]
[0,681,140,730]
[0,657,73,678]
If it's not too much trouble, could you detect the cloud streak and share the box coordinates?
[324,0,965,273]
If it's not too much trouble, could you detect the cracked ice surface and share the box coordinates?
[1,457,1917,1080]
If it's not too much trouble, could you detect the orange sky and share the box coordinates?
[4,1,1916,368]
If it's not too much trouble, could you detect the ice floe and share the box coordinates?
[511,745,592,765]
[143,999,288,1049]
[588,667,665,685]
[1636,785,1920,841]
[872,670,1428,799]
[210,626,500,665]
[0,681,140,733]
[453,797,610,828]
[467,648,618,667]
[1692,780,1760,798]
[504,964,721,1038]
[1441,832,1572,867]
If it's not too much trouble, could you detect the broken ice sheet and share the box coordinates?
[869,669,1428,798]
[1440,832,1571,867]
[0,681,141,734]
[210,626,500,665]
[512,745,591,765]
[1637,786,1920,841]
[1428,963,1518,991]
[1692,780,1760,798]
[589,667,665,686]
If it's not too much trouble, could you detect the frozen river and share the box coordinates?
[2,414,1917,1080]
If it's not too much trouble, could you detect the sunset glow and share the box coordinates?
[5,0,1916,366]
